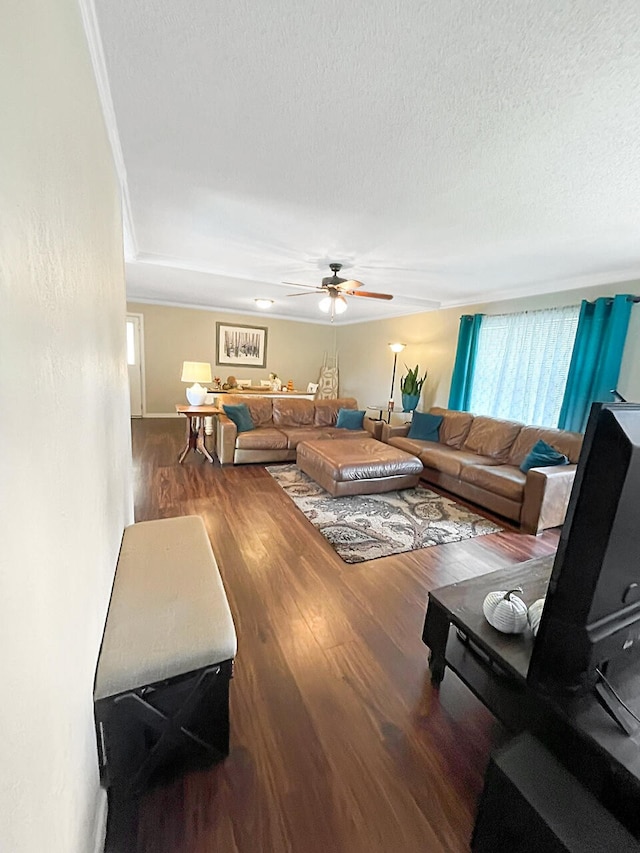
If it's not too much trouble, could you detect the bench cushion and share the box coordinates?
[94,516,236,701]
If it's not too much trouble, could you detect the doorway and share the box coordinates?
[126,314,144,417]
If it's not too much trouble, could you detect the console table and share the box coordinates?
[211,391,316,403]
[423,556,640,838]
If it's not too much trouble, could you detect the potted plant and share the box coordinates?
[400,364,427,412]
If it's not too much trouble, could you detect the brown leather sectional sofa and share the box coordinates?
[383,407,583,534]
[216,395,382,466]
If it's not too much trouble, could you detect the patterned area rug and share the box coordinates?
[266,464,502,563]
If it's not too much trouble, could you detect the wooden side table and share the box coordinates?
[175,405,221,464]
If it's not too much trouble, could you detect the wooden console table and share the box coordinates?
[176,405,221,464]
[422,556,640,838]
[211,390,316,403]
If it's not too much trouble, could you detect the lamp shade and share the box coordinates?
[181,361,212,405]
[181,361,212,384]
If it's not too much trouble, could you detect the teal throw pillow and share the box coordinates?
[336,408,365,430]
[222,403,254,433]
[520,439,569,473]
[408,412,443,442]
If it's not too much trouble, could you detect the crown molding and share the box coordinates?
[125,295,333,325]
[440,267,640,310]
[78,0,138,260]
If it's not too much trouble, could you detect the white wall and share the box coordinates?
[0,2,132,852]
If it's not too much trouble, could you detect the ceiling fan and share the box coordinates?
[282,263,393,318]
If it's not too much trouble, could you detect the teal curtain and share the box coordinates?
[558,295,633,432]
[448,314,483,410]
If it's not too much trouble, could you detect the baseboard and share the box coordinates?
[92,788,108,853]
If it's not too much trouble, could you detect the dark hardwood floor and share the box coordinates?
[124,418,559,853]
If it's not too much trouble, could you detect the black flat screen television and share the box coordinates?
[528,402,640,722]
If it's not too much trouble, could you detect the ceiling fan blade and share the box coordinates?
[286,290,320,297]
[281,281,321,290]
[346,290,394,301]
[337,279,364,290]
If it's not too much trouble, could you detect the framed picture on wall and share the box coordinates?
[216,322,268,368]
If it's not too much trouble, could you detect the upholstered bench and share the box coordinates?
[94,515,237,793]
[297,436,423,497]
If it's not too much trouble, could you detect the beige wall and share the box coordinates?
[337,281,640,420]
[0,3,132,852]
[132,282,639,418]
[127,302,335,413]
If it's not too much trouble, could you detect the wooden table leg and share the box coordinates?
[178,415,197,464]
[195,418,214,464]
[422,598,451,687]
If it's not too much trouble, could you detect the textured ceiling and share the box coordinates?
[92,0,640,323]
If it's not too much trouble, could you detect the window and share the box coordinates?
[469,305,580,427]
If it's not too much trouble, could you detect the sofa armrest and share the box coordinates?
[520,464,577,535]
[363,418,383,440]
[216,415,238,465]
[381,422,410,444]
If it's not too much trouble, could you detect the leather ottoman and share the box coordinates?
[296,437,423,497]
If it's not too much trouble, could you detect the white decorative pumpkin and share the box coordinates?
[527,598,546,637]
[482,588,528,634]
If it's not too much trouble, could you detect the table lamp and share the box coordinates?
[181,361,212,406]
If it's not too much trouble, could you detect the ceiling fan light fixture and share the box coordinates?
[334,294,348,314]
[254,298,274,309]
[319,292,348,316]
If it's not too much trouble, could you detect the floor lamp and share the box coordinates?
[387,343,406,422]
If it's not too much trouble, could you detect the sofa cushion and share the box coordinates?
[388,436,500,477]
[422,446,502,478]
[273,397,314,427]
[277,426,335,449]
[537,428,583,465]
[461,463,526,501]
[235,427,288,450]
[387,436,434,457]
[408,412,442,441]
[313,398,358,427]
[224,394,273,427]
[336,408,365,429]
[324,428,372,440]
[429,407,474,448]
[222,403,254,433]
[463,416,523,460]
[520,439,569,473]
[507,425,582,467]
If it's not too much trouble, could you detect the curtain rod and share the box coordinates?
[630,296,640,303]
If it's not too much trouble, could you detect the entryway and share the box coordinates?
[126,314,144,417]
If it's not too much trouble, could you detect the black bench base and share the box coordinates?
[95,659,233,794]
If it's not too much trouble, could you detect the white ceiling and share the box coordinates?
[90,0,640,324]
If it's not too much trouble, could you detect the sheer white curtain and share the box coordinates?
[469,305,580,427]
